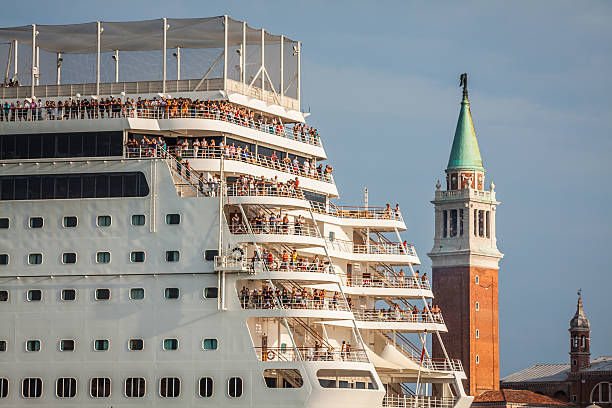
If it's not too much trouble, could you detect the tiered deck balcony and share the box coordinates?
[230,222,325,247]
[351,309,447,332]
[303,238,420,264]
[225,182,310,209]
[240,294,353,320]
[342,275,434,298]
[310,201,406,231]
[254,346,369,363]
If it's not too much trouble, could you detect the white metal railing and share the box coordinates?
[125,145,334,185]
[254,347,368,363]
[346,276,431,291]
[226,182,305,200]
[325,238,417,257]
[310,201,403,223]
[392,342,464,372]
[230,222,322,239]
[241,295,349,312]
[383,395,457,408]
[0,102,319,146]
[258,260,332,274]
[353,309,444,324]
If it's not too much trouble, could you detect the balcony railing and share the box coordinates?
[124,145,335,184]
[325,239,418,257]
[435,188,494,202]
[254,347,369,363]
[310,201,403,223]
[231,222,322,239]
[0,103,320,146]
[353,309,444,324]
[383,395,457,408]
[346,276,431,291]
[241,295,350,312]
[259,260,332,274]
[226,182,305,200]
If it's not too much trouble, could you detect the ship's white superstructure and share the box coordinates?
[0,16,472,407]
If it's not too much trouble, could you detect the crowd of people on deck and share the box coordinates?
[230,211,309,235]
[0,96,320,144]
[231,175,303,198]
[239,285,342,310]
[368,302,443,323]
[125,135,333,182]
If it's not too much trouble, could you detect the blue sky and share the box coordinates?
[2,0,610,377]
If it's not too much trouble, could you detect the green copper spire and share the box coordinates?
[446,74,485,172]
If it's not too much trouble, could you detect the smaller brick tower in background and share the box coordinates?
[429,74,503,396]
[569,290,590,372]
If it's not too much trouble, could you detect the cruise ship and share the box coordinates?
[0,17,472,407]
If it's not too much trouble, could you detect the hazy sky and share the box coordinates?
[2,0,610,377]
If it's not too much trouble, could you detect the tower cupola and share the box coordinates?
[569,290,591,371]
[446,73,486,191]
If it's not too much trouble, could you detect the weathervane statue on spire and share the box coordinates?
[459,73,468,99]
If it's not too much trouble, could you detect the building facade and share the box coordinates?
[429,80,504,396]
[501,293,612,408]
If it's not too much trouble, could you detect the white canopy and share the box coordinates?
[0,17,295,54]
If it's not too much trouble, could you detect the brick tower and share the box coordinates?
[569,290,590,372]
[429,74,503,396]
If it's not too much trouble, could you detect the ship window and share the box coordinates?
[27,289,42,301]
[62,252,77,264]
[94,339,109,351]
[0,290,7,301]
[0,378,7,398]
[164,288,180,299]
[204,287,218,299]
[0,218,8,228]
[26,340,40,352]
[130,288,145,300]
[203,338,218,350]
[476,355,480,364]
[29,217,43,228]
[28,253,43,265]
[130,251,145,263]
[263,369,304,389]
[199,377,213,398]
[228,377,243,398]
[95,288,111,300]
[125,377,146,398]
[56,377,77,398]
[96,251,111,264]
[316,369,378,390]
[475,301,480,311]
[475,329,480,339]
[63,216,77,228]
[160,377,180,398]
[61,289,76,301]
[60,339,75,351]
[129,339,144,351]
[0,254,7,265]
[22,378,43,398]
[97,215,111,227]
[0,341,6,351]
[131,214,146,226]
[166,250,180,262]
[90,377,111,398]
[163,339,179,351]
[166,214,181,225]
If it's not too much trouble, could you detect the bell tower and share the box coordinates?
[569,290,590,372]
[429,74,503,396]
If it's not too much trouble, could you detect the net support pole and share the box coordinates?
[96,21,101,96]
[223,15,228,92]
[56,53,61,85]
[297,41,301,110]
[31,24,36,98]
[241,21,246,90]
[114,50,119,82]
[162,18,167,94]
[260,29,265,92]
[280,35,284,104]
[176,47,180,81]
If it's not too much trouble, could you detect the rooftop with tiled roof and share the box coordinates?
[473,389,566,406]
